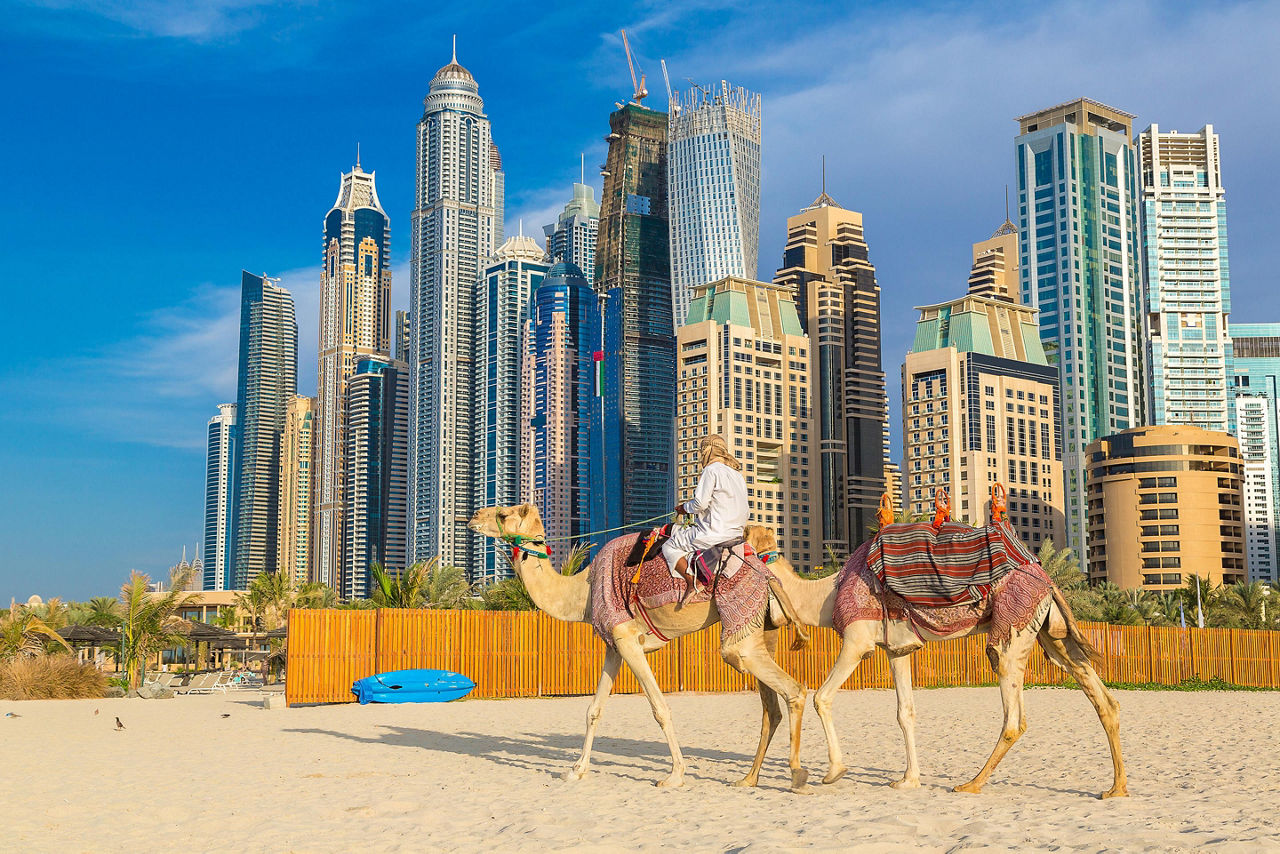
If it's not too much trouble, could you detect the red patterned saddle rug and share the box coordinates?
[589,533,770,649]
[869,520,1037,609]
[834,539,1053,648]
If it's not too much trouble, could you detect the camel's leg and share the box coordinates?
[565,645,622,781]
[726,632,809,793]
[613,629,686,788]
[1039,630,1128,798]
[734,629,783,788]
[888,650,920,789]
[812,623,876,784]
[954,625,1038,794]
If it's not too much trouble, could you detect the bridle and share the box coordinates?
[495,514,550,562]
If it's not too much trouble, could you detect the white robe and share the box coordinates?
[661,461,749,577]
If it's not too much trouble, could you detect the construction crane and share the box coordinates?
[660,59,677,114]
[619,29,648,104]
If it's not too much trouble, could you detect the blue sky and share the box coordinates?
[2,0,1278,602]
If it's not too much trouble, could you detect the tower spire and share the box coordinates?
[356,141,361,170]
[451,34,457,64]
[821,155,826,197]
[580,152,584,185]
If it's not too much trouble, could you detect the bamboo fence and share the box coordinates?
[285,608,1280,706]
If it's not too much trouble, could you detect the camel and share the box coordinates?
[740,523,1128,799]
[468,503,811,792]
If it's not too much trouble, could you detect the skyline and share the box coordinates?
[4,0,1280,601]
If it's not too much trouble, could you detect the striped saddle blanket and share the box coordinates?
[869,521,1037,609]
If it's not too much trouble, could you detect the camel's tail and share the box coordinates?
[1050,584,1100,662]
[766,574,811,651]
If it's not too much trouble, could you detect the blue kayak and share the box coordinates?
[350,669,476,704]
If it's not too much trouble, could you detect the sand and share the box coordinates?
[3,685,1278,853]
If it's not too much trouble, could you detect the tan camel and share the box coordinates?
[468,503,811,791]
[741,525,1128,799]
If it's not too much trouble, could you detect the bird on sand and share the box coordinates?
[115,716,125,731]
[221,713,231,718]
[94,709,100,716]
[4,712,19,718]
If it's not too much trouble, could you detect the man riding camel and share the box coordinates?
[662,435,749,603]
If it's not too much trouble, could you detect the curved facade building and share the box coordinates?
[315,164,391,590]
[1084,425,1246,590]
[520,262,597,562]
[409,47,504,576]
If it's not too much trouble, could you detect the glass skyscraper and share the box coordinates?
[543,181,599,282]
[315,163,391,590]
[522,261,598,562]
[231,271,298,590]
[203,402,236,591]
[594,102,674,536]
[1015,99,1146,558]
[409,47,504,576]
[344,357,409,599]
[667,81,761,328]
[474,235,548,585]
[1232,323,1280,583]
[1138,124,1233,433]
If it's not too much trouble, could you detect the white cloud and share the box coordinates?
[19,0,314,41]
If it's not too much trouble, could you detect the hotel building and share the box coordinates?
[279,396,315,585]
[203,402,236,591]
[1232,323,1280,583]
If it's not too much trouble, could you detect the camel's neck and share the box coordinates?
[512,550,590,623]
[768,559,839,628]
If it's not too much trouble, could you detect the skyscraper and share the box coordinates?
[773,189,887,555]
[594,102,673,535]
[474,234,548,585]
[203,402,236,591]
[1137,125,1233,433]
[344,357,409,599]
[314,163,391,589]
[521,261,598,564]
[409,46,504,573]
[1232,323,1280,583]
[543,179,600,281]
[668,81,762,327]
[968,219,1020,302]
[1015,99,1145,559]
[902,294,1064,548]
[394,309,410,363]
[231,271,298,590]
[675,277,819,569]
[279,395,315,585]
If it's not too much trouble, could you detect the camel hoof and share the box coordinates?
[1100,786,1129,799]
[730,776,759,788]
[953,782,982,794]
[656,773,685,789]
[563,766,587,782]
[822,765,848,785]
[790,768,810,793]
[890,777,920,790]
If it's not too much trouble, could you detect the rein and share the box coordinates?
[496,516,550,562]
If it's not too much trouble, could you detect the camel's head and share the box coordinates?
[468,503,546,541]
[744,524,777,555]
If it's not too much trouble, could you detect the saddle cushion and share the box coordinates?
[869,521,1037,609]
[834,539,1054,648]
[589,533,769,648]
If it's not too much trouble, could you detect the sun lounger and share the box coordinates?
[180,673,219,694]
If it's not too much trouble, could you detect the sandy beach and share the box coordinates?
[4,686,1278,852]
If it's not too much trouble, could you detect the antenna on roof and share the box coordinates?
[451,34,457,64]
[580,152,584,185]
[519,218,524,238]
[821,155,826,196]
[619,29,647,104]
[1004,184,1010,221]
[356,141,361,170]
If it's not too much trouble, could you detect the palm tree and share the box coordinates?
[118,568,195,689]
[1038,539,1084,590]
[0,604,72,659]
[1126,589,1164,625]
[420,560,473,609]
[296,582,338,610]
[370,563,427,609]
[1154,592,1183,626]
[1224,580,1269,629]
[84,597,122,628]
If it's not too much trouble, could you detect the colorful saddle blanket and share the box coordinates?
[589,533,769,649]
[868,521,1038,609]
[834,540,1054,648]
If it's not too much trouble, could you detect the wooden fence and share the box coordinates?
[285,609,1280,705]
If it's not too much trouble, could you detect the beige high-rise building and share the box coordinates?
[968,219,1019,302]
[902,295,1064,550]
[315,164,391,590]
[1084,425,1247,590]
[675,277,820,569]
[773,189,886,556]
[280,395,316,585]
